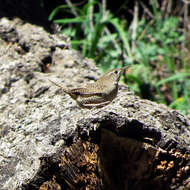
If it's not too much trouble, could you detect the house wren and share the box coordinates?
[49,66,128,109]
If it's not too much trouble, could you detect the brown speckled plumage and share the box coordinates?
[49,67,128,109]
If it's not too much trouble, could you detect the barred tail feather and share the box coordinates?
[48,79,68,93]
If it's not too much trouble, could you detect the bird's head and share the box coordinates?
[99,66,129,84]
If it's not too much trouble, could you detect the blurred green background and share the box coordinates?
[44,0,190,114]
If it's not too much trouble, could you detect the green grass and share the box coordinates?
[49,0,190,115]
[49,1,133,70]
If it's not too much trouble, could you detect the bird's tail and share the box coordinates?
[48,79,68,93]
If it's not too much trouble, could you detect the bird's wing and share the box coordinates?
[70,88,105,97]
[49,79,106,96]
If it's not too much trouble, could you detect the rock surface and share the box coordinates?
[0,17,99,190]
[0,17,190,190]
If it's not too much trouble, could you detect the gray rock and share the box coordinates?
[0,17,99,190]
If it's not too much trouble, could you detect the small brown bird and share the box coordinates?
[49,66,128,109]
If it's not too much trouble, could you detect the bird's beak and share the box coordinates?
[121,66,129,74]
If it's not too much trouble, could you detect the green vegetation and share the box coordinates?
[49,0,190,115]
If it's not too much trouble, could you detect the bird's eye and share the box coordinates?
[114,70,118,74]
